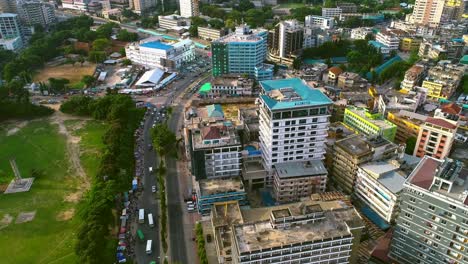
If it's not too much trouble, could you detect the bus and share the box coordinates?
[146,240,152,255]
[137,229,144,241]
[138,209,145,224]
[148,213,154,228]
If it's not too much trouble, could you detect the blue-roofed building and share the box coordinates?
[126,37,195,70]
[258,78,332,172]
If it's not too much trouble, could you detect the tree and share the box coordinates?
[48,78,70,93]
[82,75,96,87]
[88,51,107,63]
[121,59,132,66]
[292,57,302,70]
[92,38,111,52]
[116,29,138,42]
[189,25,198,37]
[405,137,417,155]
[324,0,335,8]
[238,0,255,12]
[208,19,224,29]
[152,123,177,158]
[225,18,236,30]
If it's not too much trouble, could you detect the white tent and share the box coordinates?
[135,68,165,88]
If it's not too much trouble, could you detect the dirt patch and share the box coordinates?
[6,121,29,136]
[15,211,36,224]
[0,214,14,230]
[64,191,82,203]
[33,63,96,84]
[56,208,75,221]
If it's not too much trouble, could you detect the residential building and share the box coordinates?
[303,25,321,48]
[241,149,268,190]
[369,40,391,56]
[304,15,334,29]
[441,0,465,22]
[196,177,247,215]
[389,156,468,264]
[330,135,398,194]
[414,117,458,159]
[350,27,373,40]
[411,0,445,27]
[253,63,274,81]
[189,118,242,180]
[179,0,199,18]
[400,36,422,52]
[129,0,155,14]
[125,37,195,70]
[0,0,17,13]
[418,38,465,60]
[355,154,421,223]
[197,26,226,41]
[211,25,269,80]
[421,62,464,100]
[238,108,259,142]
[434,102,463,122]
[258,78,332,173]
[288,63,328,82]
[377,90,426,115]
[229,199,365,264]
[205,76,253,97]
[337,72,367,90]
[157,15,190,30]
[267,20,303,65]
[387,110,428,144]
[343,106,397,141]
[327,66,343,86]
[401,64,425,92]
[273,160,327,203]
[322,7,342,18]
[376,30,401,51]
[0,13,24,51]
[17,0,56,28]
[336,2,357,13]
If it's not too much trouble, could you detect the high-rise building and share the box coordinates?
[414,117,458,159]
[0,13,24,52]
[442,0,465,22]
[389,156,468,264]
[211,25,272,80]
[258,78,332,173]
[0,0,18,13]
[411,0,445,27]
[17,0,56,28]
[267,20,303,65]
[304,15,334,29]
[179,0,198,18]
[129,0,155,14]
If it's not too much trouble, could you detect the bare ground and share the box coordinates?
[56,208,75,221]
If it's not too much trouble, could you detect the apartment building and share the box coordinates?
[422,62,464,100]
[126,38,195,70]
[441,0,465,22]
[0,0,17,13]
[268,20,304,65]
[179,0,199,18]
[228,199,365,264]
[157,15,190,30]
[414,117,458,159]
[322,7,342,18]
[354,154,421,223]
[343,106,397,142]
[211,25,271,80]
[387,110,428,144]
[411,0,445,27]
[389,156,468,264]
[336,2,357,13]
[400,36,422,52]
[17,0,56,28]
[350,27,373,40]
[204,76,254,97]
[258,78,332,173]
[401,64,425,92]
[304,15,334,29]
[129,0,155,14]
[327,66,343,86]
[0,13,24,52]
[418,38,465,60]
[376,30,401,51]
[197,26,226,41]
[330,135,398,194]
[337,72,367,90]
[273,160,327,203]
[196,177,247,215]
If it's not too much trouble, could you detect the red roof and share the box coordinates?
[426,117,457,130]
[441,103,462,115]
[410,157,440,190]
[202,126,221,140]
[371,230,394,263]
[328,66,343,76]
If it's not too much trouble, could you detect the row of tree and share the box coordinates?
[195,222,208,264]
[60,94,144,263]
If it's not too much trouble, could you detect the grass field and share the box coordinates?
[0,121,79,264]
[33,63,96,86]
[0,119,108,264]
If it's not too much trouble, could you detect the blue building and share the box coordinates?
[212,25,273,80]
[195,177,247,215]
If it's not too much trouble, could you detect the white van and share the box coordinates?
[148,213,154,228]
[138,209,145,224]
[146,240,152,255]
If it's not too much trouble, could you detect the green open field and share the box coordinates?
[0,118,107,264]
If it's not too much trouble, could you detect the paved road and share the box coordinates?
[134,110,161,264]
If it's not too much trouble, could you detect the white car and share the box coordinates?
[149,167,153,173]
[151,185,156,193]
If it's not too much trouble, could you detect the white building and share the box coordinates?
[0,13,24,51]
[62,0,90,11]
[375,30,400,51]
[354,154,421,223]
[350,27,373,40]
[322,7,342,18]
[410,0,445,27]
[258,78,332,175]
[0,36,23,51]
[304,15,334,29]
[158,15,190,30]
[179,0,199,18]
[197,26,225,40]
[125,37,195,70]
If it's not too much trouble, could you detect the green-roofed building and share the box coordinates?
[258,78,332,172]
[460,55,468,65]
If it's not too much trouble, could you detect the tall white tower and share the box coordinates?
[179,0,199,18]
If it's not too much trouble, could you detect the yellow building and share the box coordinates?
[400,37,422,52]
[387,110,427,144]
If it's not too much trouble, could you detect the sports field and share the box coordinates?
[33,63,96,87]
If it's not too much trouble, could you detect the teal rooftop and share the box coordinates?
[259,78,332,110]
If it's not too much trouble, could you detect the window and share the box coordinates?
[293,110,308,118]
[409,197,416,204]
[435,235,441,240]
[272,147,277,151]
[282,111,291,119]
[441,219,447,225]
[429,205,435,211]
[449,205,456,210]
[408,205,415,212]
[273,135,278,139]
[404,213,413,219]
[285,121,291,126]
[273,129,279,133]
[273,122,279,127]
[299,119,306,124]
[273,113,281,119]
[320,108,327,114]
